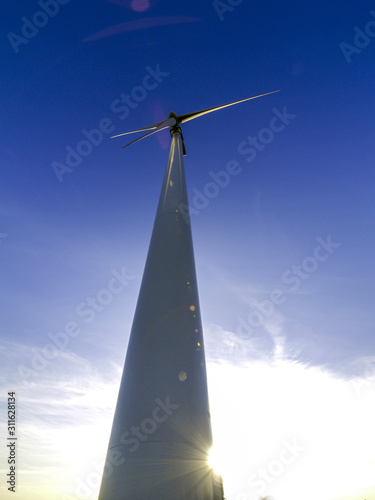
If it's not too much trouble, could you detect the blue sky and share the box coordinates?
[1,1,375,499]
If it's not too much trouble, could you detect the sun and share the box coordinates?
[208,446,225,475]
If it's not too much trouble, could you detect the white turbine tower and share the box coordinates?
[98,90,279,500]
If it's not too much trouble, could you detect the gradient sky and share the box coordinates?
[1,1,375,499]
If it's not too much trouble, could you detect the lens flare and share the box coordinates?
[131,0,151,12]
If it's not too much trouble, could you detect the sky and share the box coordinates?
[1,1,375,499]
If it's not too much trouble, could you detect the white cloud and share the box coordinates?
[0,348,121,500]
[206,357,375,500]
[1,332,374,500]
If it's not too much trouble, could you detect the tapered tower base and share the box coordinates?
[98,130,222,499]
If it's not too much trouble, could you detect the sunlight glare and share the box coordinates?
[208,446,223,475]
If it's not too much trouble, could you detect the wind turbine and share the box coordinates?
[98,90,279,500]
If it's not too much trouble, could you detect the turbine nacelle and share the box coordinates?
[167,110,178,123]
[111,90,280,156]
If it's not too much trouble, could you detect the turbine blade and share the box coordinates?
[121,117,177,149]
[177,90,280,124]
[111,119,167,139]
